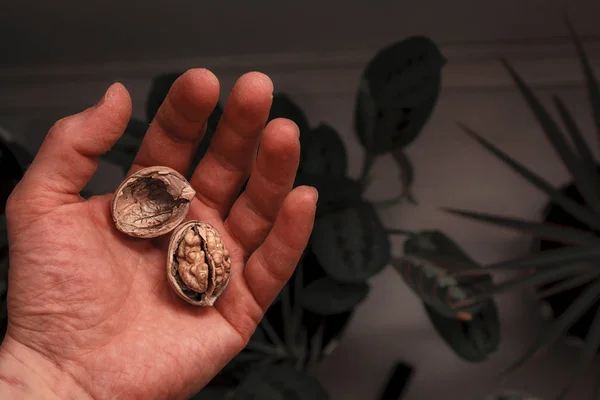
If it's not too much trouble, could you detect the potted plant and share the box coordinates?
[429,19,600,400]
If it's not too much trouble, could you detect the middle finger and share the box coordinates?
[190,72,274,218]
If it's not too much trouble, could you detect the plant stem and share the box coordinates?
[359,151,376,190]
[259,316,286,350]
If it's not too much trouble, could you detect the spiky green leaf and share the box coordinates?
[555,302,600,400]
[457,123,600,231]
[536,269,600,300]
[500,278,600,380]
[553,96,600,181]
[565,17,600,143]
[453,262,595,309]
[476,245,600,272]
[501,59,600,217]
[442,207,600,246]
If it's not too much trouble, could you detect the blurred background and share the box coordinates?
[2,1,600,399]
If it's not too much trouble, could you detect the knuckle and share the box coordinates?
[48,115,80,140]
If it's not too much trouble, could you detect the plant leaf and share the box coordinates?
[501,59,600,217]
[555,301,600,400]
[536,269,600,300]
[565,17,600,144]
[457,122,600,231]
[298,123,347,177]
[355,36,444,154]
[404,230,478,265]
[311,200,390,283]
[268,93,311,136]
[500,278,600,380]
[424,299,500,363]
[442,207,600,246]
[453,262,595,309]
[553,95,600,181]
[235,363,329,400]
[300,277,369,316]
[393,253,492,319]
[476,245,600,272]
[294,174,363,217]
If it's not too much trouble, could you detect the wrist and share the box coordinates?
[0,335,94,400]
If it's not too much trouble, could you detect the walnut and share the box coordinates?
[111,166,195,238]
[166,220,232,306]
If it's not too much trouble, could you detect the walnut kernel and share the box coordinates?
[167,220,232,306]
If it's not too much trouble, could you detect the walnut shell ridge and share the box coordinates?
[111,166,196,238]
[167,220,232,306]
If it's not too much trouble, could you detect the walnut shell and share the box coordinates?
[167,220,232,306]
[111,166,196,238]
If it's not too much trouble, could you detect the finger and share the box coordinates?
[15,83,132,206]
[128,68,220,176]
[190,72,273,218]
[224,118,300,258]
[216,186,318,339]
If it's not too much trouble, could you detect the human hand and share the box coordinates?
[0,70,317,400]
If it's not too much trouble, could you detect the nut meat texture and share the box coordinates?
[167,221,232,306]
[111,166,232,306]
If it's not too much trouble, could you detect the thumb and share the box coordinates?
[11,83,132,211]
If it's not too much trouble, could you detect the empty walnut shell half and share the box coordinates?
[111,166,196,238]
[167,220,232,306]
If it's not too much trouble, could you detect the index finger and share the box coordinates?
[127,68,220,177]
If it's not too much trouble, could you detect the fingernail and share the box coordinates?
[95,87,109,108]
[96,83,116,108]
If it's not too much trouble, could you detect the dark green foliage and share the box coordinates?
[234,363,329,400]
[424,299,500,363]
[391,230,500,362]
[268,93,311,136]
[298,123,347,177]
[354,35,445,156]
[443,21,600,399]
[294,174,363,217]
[395,251,491,320]
[300,277,369,316]
[311,200,391,283]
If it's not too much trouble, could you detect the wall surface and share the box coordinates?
[2,0,600,68]
[3,3,600,400]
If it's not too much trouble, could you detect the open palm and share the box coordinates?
[0,70,317,400]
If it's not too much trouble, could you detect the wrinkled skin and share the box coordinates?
[0,70,317,400]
